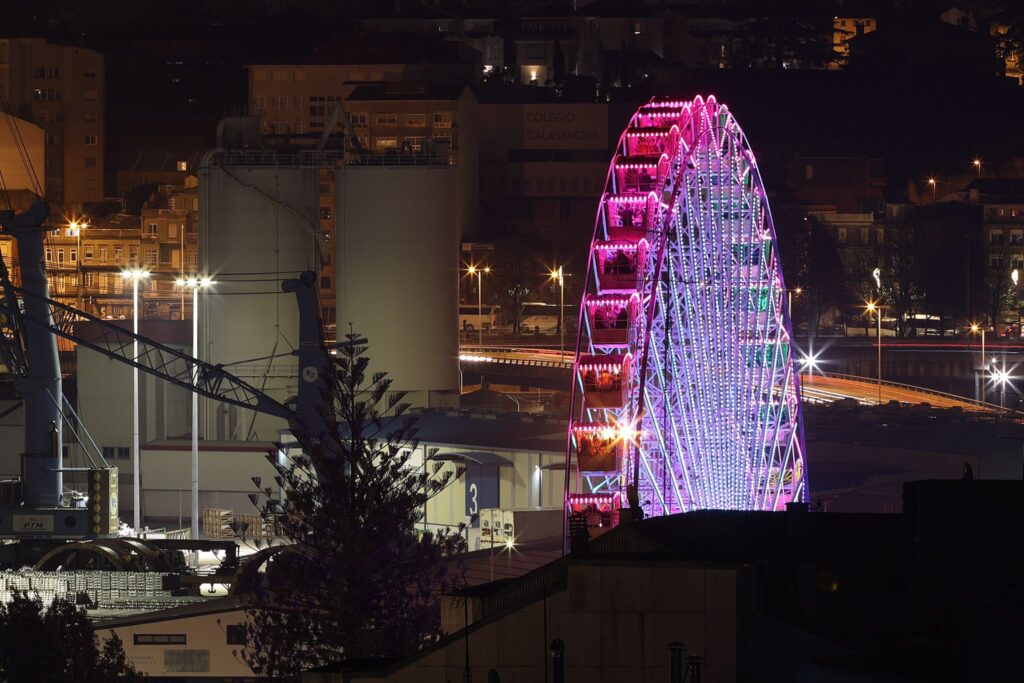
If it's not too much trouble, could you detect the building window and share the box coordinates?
[293,70,305,81]
[84,245,93,260]
[1011,231,1024,246]
[144,248,158,266]
[69,248,77,263]
[1012,255,1024,269]
[117,446,129,459]
[272,69,289,81]
[134,634,186,645]
[876,228,885,244]
[84,90,97,101]
[859,227,869,243]
[114,246,123,263]
[85,180,98,190]
[990,231,1004,245]
[84,134,98,145]
[101,446,115,460]
[46,133,62,145]
[168,223,178,238]
[84,112,97,123]
[254,69,267,81]
[433,111,453,128]
[83,71,96,79]
[85,157,96,168]
[147,222,158,236]
[45,247,52,262]
[349,112,368,127]
[374,136,398,151]
[177,161,187,171]
[805,164,814,180]
[98,273,109,292]
[405,113,426,127]
[321,275,331,290]
[187,248,198,270]
[375,113,398,127]
[225,625,247,645]
[85,272,96,287]
[837,227,847,243]
[98,246,108,262]
[991,255,1004,269]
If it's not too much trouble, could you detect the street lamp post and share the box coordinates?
[176,276,215,541]
[971,323,987,402]
[122,268,150,533]
[928,177,936,200]
[866,301,883,404]
[787,287,802,322]
[69,220,87,311]
[467,265,490,348]
[550,266,565,355]
[973,158,982,177]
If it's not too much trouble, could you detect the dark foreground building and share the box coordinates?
[309,479,1023,683]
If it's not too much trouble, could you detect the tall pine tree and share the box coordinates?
[242,333,466,677]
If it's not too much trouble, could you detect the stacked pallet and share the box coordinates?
[202,507,234,539]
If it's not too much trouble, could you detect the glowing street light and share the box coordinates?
[122,268,150,534]
[550,266,565,355]
[176,276,216,542]
[466,265,490,348]
[798,351,821,375]
[927,177,936,199]
[990,364,1012,408]
[973,158,982,177]
[787,286,803,320]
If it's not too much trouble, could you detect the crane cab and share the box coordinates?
[578,353,630,409]
[586,294,638,348]
[572,422,621,472]
[594,241,646,293]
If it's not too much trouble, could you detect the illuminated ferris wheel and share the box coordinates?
[565,96,807,533]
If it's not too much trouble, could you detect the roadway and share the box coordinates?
[460,346,1007,414]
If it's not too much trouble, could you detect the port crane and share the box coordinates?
[0,198,333,545]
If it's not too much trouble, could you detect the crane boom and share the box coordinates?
[0,281,294,421]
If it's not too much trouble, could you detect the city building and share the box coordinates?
[0,37,104,208]
[324,479,1022,682]
[246,34,480,137]
[831,15,878,68]
[477,98,627,242]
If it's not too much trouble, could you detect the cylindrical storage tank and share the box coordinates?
[198,151,322,440]
[336,165,459,407]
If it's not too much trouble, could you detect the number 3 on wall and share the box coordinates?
[468,482,478,515]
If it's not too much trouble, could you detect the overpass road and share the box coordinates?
[459,346,1010,415]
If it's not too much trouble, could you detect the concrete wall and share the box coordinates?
[344,563,738,683]
[99,606,252,678]
[139,441,282,527]
[335,165,459,407]
[199,157,321,441]
[0,113,43,192]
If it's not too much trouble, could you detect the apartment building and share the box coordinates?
[246,34,479,136]
[36,183,199,320]
[0,37,104,208]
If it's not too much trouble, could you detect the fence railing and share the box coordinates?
[811,370,1019,414]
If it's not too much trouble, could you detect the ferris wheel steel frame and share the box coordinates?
[565,96,808,530]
